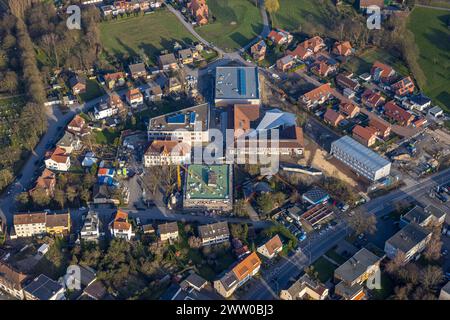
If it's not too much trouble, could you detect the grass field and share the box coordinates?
[312,256,337,283]
[196,0,263,51]
[344,47,410,76]
[270,0,337,33]
[100,9,197,64]
[407,7,450,111]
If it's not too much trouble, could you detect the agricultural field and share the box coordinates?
[196,0,263,51]
[270,0,337,33]
[100,9,197,64]
[407,7,450,111]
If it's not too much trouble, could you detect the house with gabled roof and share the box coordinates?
[44,147,71,172]
[339,102,360,118]
[300,83,333,109]
[214,252,261,298]
[276,55,296,72]
[109,210,134,240]
[280,274,328,300]
[352,125,377,147]
[188,0,209,25]
[257,234,283,259]
[332,41,353,57]
[143,140,191,166]
[371,61,395,83]
[250,40,267,62]
[268,29,293,46]
[369,117,391,139]
[198,221,230,246]
[391,76,415,96]
[324,109,344,127]
[0,261,28,300]
[128,62,147,79]
[158,222,179,242]
[384,101,415,126]
[361,89,386,108]
[288,36,326,60]
[30,168,56,197]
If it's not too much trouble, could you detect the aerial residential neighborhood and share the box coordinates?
[0,0,449,308]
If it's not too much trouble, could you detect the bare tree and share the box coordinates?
[346,210,377,236]
[421,265,444,291]
[385,252,406,276]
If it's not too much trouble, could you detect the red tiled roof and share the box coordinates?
[304,84,333,102]
[353,125,376,142]
[324,109,344,125]
[263,235,283,256]
[112,209,131,231]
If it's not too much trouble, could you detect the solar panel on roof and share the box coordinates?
[238,68,246,96]
[167,114,186,124]
[189,112,196,124]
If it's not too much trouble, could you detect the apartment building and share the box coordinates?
[80,211,100,242]
[147,103,209,145]
[143,140,191,166]
[0,262,28,300]
[158,222,179,242]
[280,274,328,300]
[198,221,230,246]
[13,212,47,238]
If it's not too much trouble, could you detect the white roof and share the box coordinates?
[256,109,296,130]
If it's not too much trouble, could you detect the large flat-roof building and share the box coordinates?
[183,164,233,212]
[147,103,209,145]
[330,136,391,182]
[215,67,260,107]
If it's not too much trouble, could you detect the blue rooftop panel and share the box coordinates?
[167,114,186,124]
[238,68,246,96]
[189,112,196,124]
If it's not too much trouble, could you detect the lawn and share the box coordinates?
[324,248,347,265]
[94,128,121,145]
[311,256,337,283]
[407,7,450,111]
[369,272,394,300]
[79,79,105,102]
[270,0,338,33]
[196,0,263,51]
[100,9,197,64]
[344,47,410,76]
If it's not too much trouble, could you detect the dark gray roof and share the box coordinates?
[158,53,177,66]
[57,131,78,148]
[148,103,209,132]
[334,248,381,284]
[183,273,208,290]
[24,274,64,300]
[158,222,179,235]
[129,63,146,74]
[198,221,229,239]
[302,187,329,204]
[69,75,86,87]
[386,223,431,254]
[335,281,363,299]
[424,205,446,220]
[401,206,431,225]
[215,66,260,100]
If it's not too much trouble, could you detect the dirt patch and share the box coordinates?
[299,137,359,188]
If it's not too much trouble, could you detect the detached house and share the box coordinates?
[360,0,385,10]
[311,60,337,78]
[45,147,71,172]
[178,48,195,65]
[214,252,261,298]
[339,102,360,118]
[126,88,144,107]
[24,274,65,300]
[0,261,28,300]
[250,40,267,62]
[369,117,391,139]
[268,29,293,46]
[362,89,385,108]
[143,140,191,166]
[257,234,283,259]
[69,75,86,95]
[332,41,353,57]
[276,55,295,72]
[109,210,134,241]
[108,93,125,113]
[188,0,209,25]
[280,274,328,300]
[129,62,147,79]
[94,102,118,120]
[352,125,377,147]
[67,115,88,136]
[158,222,179,242]
[289,36,326,60]
[198,221,230,246]
[56,131,81,154]
[323,109,344,127]
[30,168,56,197]
[104,72,126,90]
[158,53,179,71]
[300,83,333,109]
[391,76,415,96]
[371,61,395,83]
[384,101,415,126]
[336,73,360,91]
